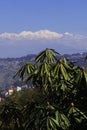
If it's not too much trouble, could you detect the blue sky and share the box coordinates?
[0,0,87,57]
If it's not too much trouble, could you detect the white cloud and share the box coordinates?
[64,32,73,37]
[0,30,87,42]
[0,32,18,39]
[0,30,63,40]
[63,32,87,40]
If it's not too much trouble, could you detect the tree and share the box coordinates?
[14,48,87,130]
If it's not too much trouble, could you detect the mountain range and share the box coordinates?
[0,52,87,90]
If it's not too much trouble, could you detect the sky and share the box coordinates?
[0,0,87,57]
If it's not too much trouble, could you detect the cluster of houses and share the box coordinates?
[0,84,29,102]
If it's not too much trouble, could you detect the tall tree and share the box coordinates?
[14,48,87,130]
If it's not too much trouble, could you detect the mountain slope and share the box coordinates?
[0,52,87,89]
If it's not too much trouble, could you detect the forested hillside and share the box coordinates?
[0,55,35,89]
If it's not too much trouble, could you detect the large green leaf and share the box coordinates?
[68,107,87,124]
[35,48,60,63]
[55,111,70,129]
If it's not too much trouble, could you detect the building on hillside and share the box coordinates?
[7,87,14,96]
[16,86,22,91]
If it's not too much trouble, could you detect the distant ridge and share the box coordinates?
[0,52,87,89]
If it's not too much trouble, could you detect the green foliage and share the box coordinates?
[35,48,59,63]
[0,102,24,130]
[0,48,87,130]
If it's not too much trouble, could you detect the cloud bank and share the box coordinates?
[0,30,87,41]
[0,30,63,40]
[0,30,87,57]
